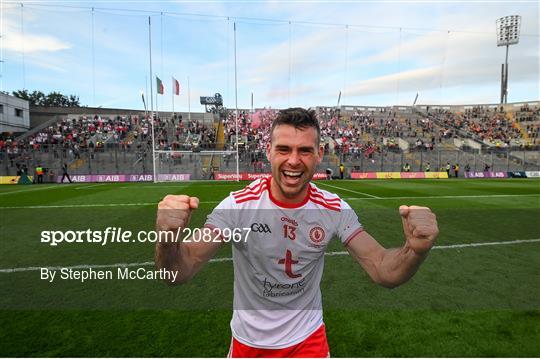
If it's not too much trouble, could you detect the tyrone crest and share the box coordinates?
[309,226,325,243]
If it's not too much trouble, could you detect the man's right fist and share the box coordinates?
[156,195,199,232]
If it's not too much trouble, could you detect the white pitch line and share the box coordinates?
[0,262,155,273]
[317,182,380,199]
[1,194,537,209]
[344,193,540,201]
[1,238,539,274]
[75,184,107,190]
[119,185,242,189]
[325,238,540,256]
[0,185,61,196]
[0,201,221,209]
[0,203,157,209]
[1,193,539,209]
[432,238,540,249]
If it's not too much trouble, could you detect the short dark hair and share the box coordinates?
[270,107,320,145]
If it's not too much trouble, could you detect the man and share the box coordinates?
[339,163,345,179]
[61,163,72,183]
[155,108,439,357]
[35,164,44,184]
[403,163,411,172]
[454,163,459,178]
[325,167,333,180]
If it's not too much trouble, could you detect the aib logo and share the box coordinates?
[250,223,272,233]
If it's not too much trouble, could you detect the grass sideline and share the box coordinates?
[0,179,539,357]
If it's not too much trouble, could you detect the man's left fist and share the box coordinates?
[399,205,439,254]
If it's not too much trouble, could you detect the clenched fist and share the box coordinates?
[156,195,199,233]
[399,205,438,254]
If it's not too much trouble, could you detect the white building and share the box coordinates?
[0,92,30,133]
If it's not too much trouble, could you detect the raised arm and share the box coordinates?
[346,205,438,288]
[155,194,223,285]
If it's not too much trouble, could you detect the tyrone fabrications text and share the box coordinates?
[40,227,252,246]
[40,267,179,283]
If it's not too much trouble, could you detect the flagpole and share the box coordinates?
[188,76,191,122]
[234,22,239,182]
[155,79,160,164]
[250,92,253,138]
[171,76,174,118]
[145,76,148,108]
[148,16,157,184]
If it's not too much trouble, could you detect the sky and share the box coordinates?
[1,0,539,112]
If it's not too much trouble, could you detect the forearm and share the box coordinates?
[154,230,222,285]
[155,240,193,285]
[376,244,428,288]
[348,206,437,288]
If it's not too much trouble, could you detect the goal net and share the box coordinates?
[153,150,238,182]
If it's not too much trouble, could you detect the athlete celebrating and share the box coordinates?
[155,108,439,357]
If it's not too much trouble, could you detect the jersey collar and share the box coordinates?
[266,176,311,209]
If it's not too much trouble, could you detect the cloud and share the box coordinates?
[346,51,538,96]
[2,15,71,53]
[4,32,70,53]
[264,83,318,101]
[2,1,538,110]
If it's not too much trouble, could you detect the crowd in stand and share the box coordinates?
[222,109,275,169]
[431,105,540,147]
[0,112,221,168]
[320,109,444,158]
[153,115,216,151]
[0,114,149,170]
[222,108,403,162]
[1,104,539,174]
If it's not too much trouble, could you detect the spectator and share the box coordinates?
[403,163,411,172]
[61,163,73,183]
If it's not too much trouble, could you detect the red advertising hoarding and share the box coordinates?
[215,172,327,181]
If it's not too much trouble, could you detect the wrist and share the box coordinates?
[404,240,430,258]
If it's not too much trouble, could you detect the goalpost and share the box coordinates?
[153,150,238,182]
[147,18,243,182]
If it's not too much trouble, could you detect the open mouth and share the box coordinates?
[281,170,304,184]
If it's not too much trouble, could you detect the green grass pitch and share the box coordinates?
[0,179,539,357]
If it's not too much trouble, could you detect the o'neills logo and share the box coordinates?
[262,277,305,297]
[309,226,325,243]
[281,216,298,227]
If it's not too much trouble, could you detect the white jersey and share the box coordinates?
[205,177,363,349]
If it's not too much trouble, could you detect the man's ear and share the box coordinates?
[317,144,324,164]
[266,142,271,161]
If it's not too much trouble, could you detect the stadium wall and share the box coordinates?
[29,106,213,129]
[336,100,538,114]
[0,93,30,133]
[2,171,540,184]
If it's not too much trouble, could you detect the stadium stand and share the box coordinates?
[1,102,538,180]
